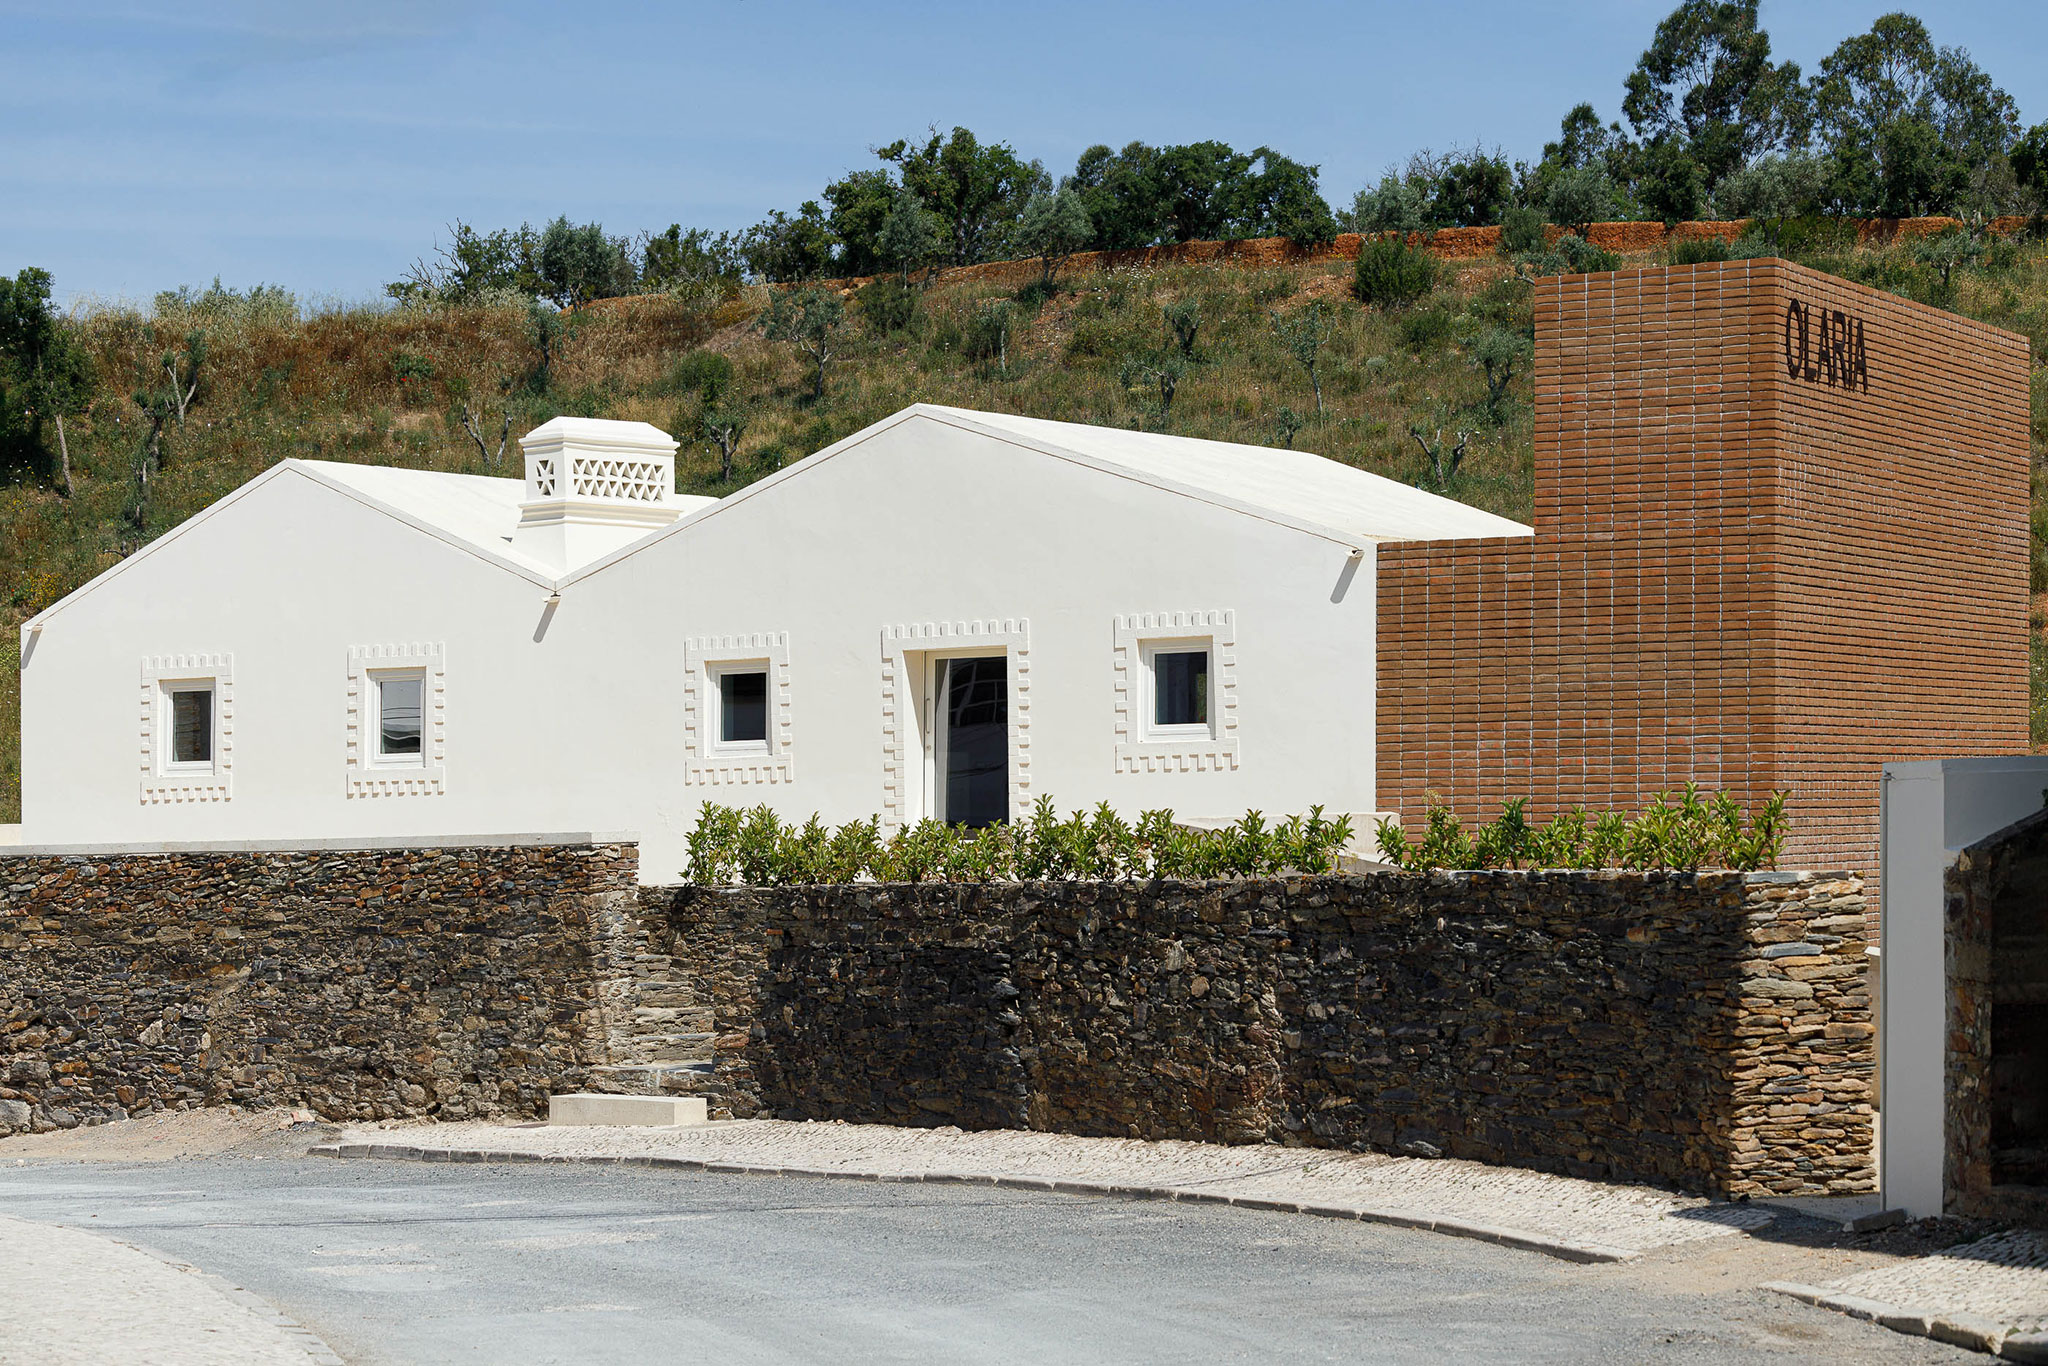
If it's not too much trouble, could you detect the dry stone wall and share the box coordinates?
[1947,806,2048,1225]
[0,839,636,1134]
[646,869,1874,1198]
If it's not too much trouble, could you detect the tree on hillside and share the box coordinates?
[638,225,746,300]
[743,203,836,282]
[1809,13,2020,217]
[1621,0,1808,196]
[1409,147,1515,229]
[1014,188,1093,287]
[1349,173,1425,235]
[882,127,1046,266]
[1543,165,1615,237]
[1155,141,1255,242]
[388,221,540,305]
[877,186,945,285]
[1713,151,1830,241]
[760,288,845,399]
[1070,142,1170,249]
[125,326,205,549]
[1234,149,1338,244]
[536,218,636,308]
[2014,122,2048,213]
[1270,301,1333,418]
[0,268,96,496]
[823,168,899,278]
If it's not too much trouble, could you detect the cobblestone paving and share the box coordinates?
[1818,1229,2048,1335]
[0,1214,335,1366]
[339,1118,1776,1258]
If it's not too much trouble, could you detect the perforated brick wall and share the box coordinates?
[1377,259,2031,905]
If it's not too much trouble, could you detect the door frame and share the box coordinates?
[926,652,1011,826]
[879,619,1031,833]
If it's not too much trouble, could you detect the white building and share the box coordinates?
[16,405,1528,881]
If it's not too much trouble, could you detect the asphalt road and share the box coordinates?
[0,1158,1968,1365]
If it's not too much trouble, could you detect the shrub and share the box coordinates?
[1518,233,1621,279]
[1666,235,1732,266]
[1499,206,1547,256]
[964,300,1017,370]
[856,279,919,335]
[679,797,1355,885]
[1012,278,1059,313]
[662,349,733,398]
[1398,305,1457,354]
[1373,786,1789,873]
[1353,235,1438,308]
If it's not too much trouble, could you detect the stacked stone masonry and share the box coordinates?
[1947,805,2048,1226]
[1,838,1875,1199]
[642,868,1875,1198]
[0,840,637,1133]
[1377,259,2032,919]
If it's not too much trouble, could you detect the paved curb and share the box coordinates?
[309,1142,1638,1264]
[1765,1281,2045,1360]
[102,1234,348,1366]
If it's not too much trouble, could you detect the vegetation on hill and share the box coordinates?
[381,3,2045,306]
[3,224,2046,821]
[3,1,2048,821]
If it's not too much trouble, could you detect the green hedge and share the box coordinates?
[682,797,1354,886]
[1374,787,1789,873]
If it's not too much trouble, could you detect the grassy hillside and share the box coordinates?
[5,239,2046,821]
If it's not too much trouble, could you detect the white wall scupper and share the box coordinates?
[511,417,684,572]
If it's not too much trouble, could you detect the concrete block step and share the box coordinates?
[588,1062,717,1097]
[549,1093,708,1127]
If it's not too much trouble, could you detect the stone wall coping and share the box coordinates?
[663,867,1854,894]
[0,830,638,859]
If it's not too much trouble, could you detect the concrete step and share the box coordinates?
[588,1062,718,1097]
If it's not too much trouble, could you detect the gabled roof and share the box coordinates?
[560,402,1530,587]
[919,406,1531,545]
[296,461,550,574]
[25,405,1532,634]
[296,460,716,577]
[25,460,575,632]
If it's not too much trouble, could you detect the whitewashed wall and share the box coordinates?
[21,420,1380,881]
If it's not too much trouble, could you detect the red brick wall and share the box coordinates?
[1377,259,2031,891]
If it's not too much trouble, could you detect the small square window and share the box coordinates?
[375,673,424,761]
[168,686,214,767]
[717,668,769,747]
[1151,649,1210,730]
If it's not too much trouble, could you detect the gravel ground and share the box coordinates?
[0,1213,338,1366]
[333,1117,1778,1258]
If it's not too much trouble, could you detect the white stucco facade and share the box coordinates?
[18,406,1528,882]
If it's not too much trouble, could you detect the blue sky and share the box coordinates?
[6,1,2045,307]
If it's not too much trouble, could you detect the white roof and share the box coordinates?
[907,406,1530,546]
[296,460,716,577]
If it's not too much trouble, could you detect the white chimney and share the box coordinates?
[511,417,683,569]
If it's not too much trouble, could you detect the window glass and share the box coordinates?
[170,688,213,764]
[378,675,424,756]
[1153,650,1209,728]
[720,670,768,744]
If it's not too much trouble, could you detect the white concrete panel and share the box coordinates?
[548,1094,708,1127]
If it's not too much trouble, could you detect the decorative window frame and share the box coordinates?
[346,642,446,797]
[139,654,233,803]
[881,619,1030,832]
[1113,611,1239,773]
[683,633,793,786]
